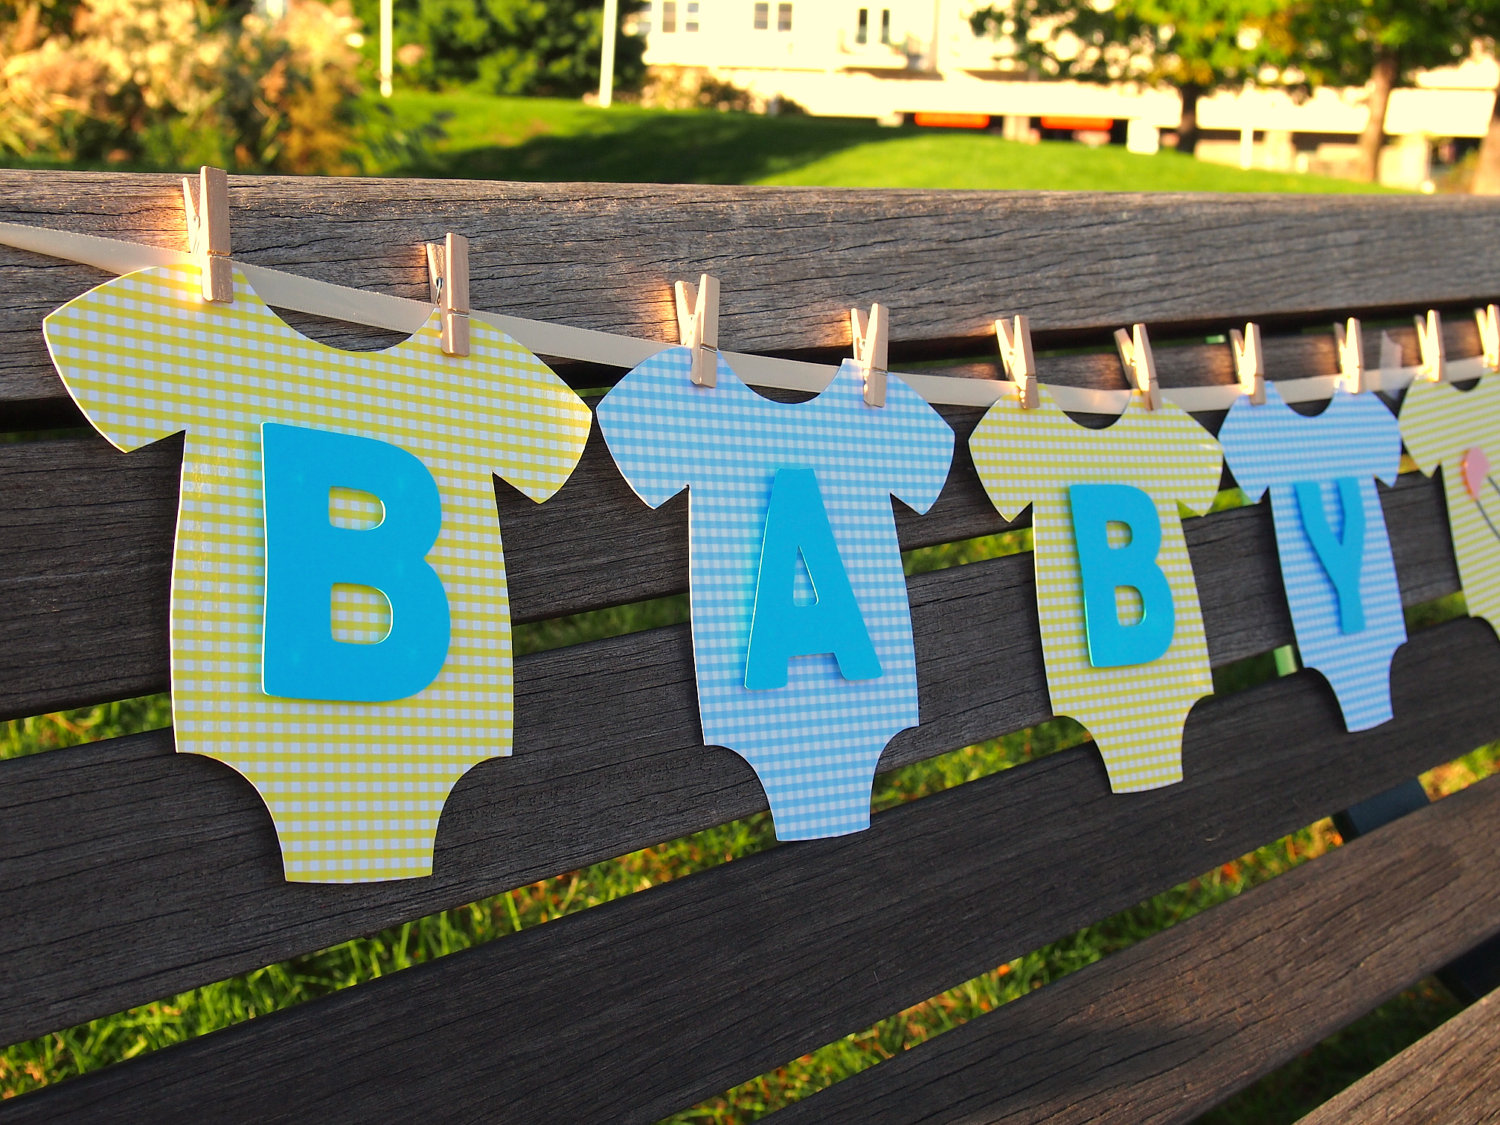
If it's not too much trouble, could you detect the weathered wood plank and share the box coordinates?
[4,620,1498,1122]
[0,401,1458,722]
[0,474,1463,1045]
[1295,987,1500,1125]
[4,171,1500,412]
[771,777,1500,1125]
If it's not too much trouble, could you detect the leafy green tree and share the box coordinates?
[969,0,1280,154]
[355,0,646,96]
[0,0,375,172]
[1265,0,1500,182]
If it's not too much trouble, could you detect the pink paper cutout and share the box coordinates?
[1463,445,1490,500]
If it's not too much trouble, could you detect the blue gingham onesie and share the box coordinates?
[1218,383,1406,730]
[596,347,955,839]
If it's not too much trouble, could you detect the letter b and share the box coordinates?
[261,423,450,702]
[1069,482,1176,668]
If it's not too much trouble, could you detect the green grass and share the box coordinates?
[383,91,1402,193]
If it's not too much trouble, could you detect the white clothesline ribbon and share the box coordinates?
[1,219,1475,415]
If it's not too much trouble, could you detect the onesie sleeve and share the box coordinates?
[879,371,955,514]
[1398,378,1459,476]
[1344,392,1404,487]
[1216,394,1271,502]
[474,328,593,504]
[1161,403,1224,517]
[595,346,703,509]
[967,394,1050,522]
[42,265,214,452]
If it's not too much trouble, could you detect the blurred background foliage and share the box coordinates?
[0,0,405,172]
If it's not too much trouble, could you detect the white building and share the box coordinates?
[629,0,1498,187]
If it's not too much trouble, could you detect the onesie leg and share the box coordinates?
[1083,708,1192,793]
[736,739,888,840]
[204,750,464,882]
[1314,658,1397,732]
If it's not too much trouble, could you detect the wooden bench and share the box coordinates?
[4,170,1500,1122]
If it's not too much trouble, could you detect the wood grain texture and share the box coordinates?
[1295,986,1500,1125]
[770,776,1500,1125]
[5,619,1500,1123]
[0,412,1457,722]
[0,472,1463,1045]
[4,171,1500,413]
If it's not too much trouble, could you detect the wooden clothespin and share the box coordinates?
[1228,322,1265,405]
[1414,309,1446,383]
[995,315,1038,409]
[1113,322,1160,410]
[181,166,232,304]
[674,274,719,387]
[851,302,888,408]
[1333,317,1367,394]
[425,232,470,357]
[1476,304,1500,373]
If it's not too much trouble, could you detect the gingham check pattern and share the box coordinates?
[1402,376,1500,640]
[596,348,954,840]
[1220,384,1406,731]
[969,386,1222,792]
[43,265,592,883]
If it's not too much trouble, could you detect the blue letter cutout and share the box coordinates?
[1294,477,1366,635]
[744,467,882,690]
[261,422,451,702]
[1069,482,1176,668]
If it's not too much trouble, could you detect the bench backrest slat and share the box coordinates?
[0,366,1464,723]
[773,776,1500,1125]
[5,175,1500,412]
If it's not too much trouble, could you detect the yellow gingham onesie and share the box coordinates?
[969,386,1222,791]
[1400,375,1500,634]
[43,264,592,882]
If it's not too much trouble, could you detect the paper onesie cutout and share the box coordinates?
[596,348,954,840]
[1219,384,1406,730]
[969,386,1223,792]
[43,264,592,883]
[1401,375,1500,634]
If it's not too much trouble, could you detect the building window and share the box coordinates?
[880,7,891,43]
[777,2,792,31]
[685,0,698,31]
[856,7,868,44]
[662,0,676,32]
[753,2,767,29]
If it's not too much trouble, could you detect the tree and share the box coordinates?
[354,0,646,97]
[1263,0,1500,183]
[969,0,1280,155]
[0,0,374,172]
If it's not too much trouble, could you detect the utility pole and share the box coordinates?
[380,0,393,97]
[599,0,620,107]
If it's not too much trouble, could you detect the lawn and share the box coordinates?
[0,91,1453,1120]
[382,91,1402,194]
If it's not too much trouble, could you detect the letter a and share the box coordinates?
[1069,482,1176,668]
[744,467,882,690]
[261,422,451,702]
[1294,477,1366,634]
